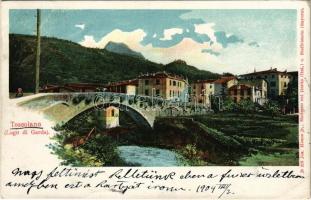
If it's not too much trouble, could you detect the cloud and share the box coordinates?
[79,29,222,71]
[79,28,296,75]
[194,23,217,43]
[248,41,260,47]
[201,49,220,56]
[159,28,183,41]
[193,23,223,50]
[75,24,85,30]
[214,31,243,48]
[79,29,146,49]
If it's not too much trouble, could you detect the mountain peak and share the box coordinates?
[169,59,187,65]
[104,41,144,59]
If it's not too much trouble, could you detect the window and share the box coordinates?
[193,85,196,89]
[173,81,176,86]
[234,89,237,95]
[265,75,267,79]
[111,109,115,117]
[210,85,213,89]
[173,91,175,96]
[270,81,276,87]
[169,80,172,86]
[284,82,287,87]
[271,75,275,79]
[156,89,160,96]
[145,89,149,96]
[170,90,172,97]
[281,75,283,78]
[145,80,149,85]
[156,79,160,85]
[247,89,251,95]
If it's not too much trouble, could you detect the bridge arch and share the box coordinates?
[162,106,183,116]
[63,102,153,129]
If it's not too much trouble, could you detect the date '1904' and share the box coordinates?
[196,183,234,199]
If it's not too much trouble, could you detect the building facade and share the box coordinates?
[238,79,268,105]
[104,79,138,95]
[213,76,238,96]
[190,80,222,107]
[228,84,266,104]
[190,76,237,107]
[240,68,292,98]
[137,72,189,102]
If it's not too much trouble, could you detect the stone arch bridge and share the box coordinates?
[16,92,210,128]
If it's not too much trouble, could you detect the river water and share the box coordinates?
[117,145,185,166]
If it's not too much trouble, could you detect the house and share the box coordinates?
[228,80,268,105]
[190,76,237,107]
[190,80,221,107]
[237,79,268,105]
[240,68,292,98]
[213,76,238,96]
[137,71,189,102]
[40,84,78,93]
[64,83,106,92]
[104,79,138,95]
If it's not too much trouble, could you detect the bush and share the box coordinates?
[50,144,103,167]
[237,99,256,114]
[222,98,238,112]
[82,134,122,166]
[177,144,207,166]
[263,101,281,118]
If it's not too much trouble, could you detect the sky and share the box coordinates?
[10,9,297,74]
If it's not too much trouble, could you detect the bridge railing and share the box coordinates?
[22,92,212,116]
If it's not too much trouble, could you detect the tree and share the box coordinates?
[286,78,298,113]
[238,99,256,115]
[263,101,280,118]
[222,98,238,112]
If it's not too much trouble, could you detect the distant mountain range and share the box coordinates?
[9,34,220,92]
[104,41,144,59]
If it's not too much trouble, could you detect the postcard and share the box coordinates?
[0,1,310,199]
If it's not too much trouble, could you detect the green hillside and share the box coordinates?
[9,34,220,92]
[165,59,220,81]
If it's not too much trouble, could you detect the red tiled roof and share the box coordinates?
[214,76,237,84]
[241,68,288,76]
[105,79,138,87]
[40,86,78,92]
[65,83,106,89]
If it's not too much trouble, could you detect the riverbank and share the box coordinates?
[49,110,298,166]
